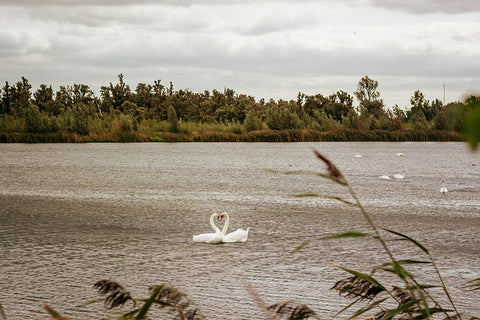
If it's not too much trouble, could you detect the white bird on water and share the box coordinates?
[192,212,249,243]
[379,175,391,180]
[393,170,405,179]
[218,212,249,243]
[440,180,448,193]
[192,212,223,244]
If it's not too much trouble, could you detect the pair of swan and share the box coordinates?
[380,170,405,180]
[192,212,249,244]
[393,170,405,179]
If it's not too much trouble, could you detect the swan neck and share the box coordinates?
[221,213,229,234]
[210,213,221,233]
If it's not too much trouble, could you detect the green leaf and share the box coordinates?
[349,298,388,320]
[42,303,76,320]
[291,231,370,254]
[463,96,480,150]
[291,241,310,254]
[320,231,371,240]
[0,303,6,320]
[290,193,319,198]
[383,228,429,254]
[135,286,167,319]
[325,195,358,207]
[380,299,421,320]
[461,277,480,291]
[410,307,454,320]
[118,308,141,320]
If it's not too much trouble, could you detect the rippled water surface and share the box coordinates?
[1,142,479,319]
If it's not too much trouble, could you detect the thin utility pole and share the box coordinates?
[443,83,446,105]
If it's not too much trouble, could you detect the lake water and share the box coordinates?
[0,142,479,319]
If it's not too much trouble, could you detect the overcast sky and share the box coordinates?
[1,0,479,108]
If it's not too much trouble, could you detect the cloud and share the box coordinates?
[370,0,480,14]
[0,0,478,108]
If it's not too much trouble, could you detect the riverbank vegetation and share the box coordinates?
[0,74,477,143]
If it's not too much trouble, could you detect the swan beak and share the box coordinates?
[218,214,224,221]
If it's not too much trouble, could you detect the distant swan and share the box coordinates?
[393,170,405,179]
[218,212,249,243]
[379,175,391,180]
[440,180,448,193]
[396,153,404,157]
[192,213,223,243]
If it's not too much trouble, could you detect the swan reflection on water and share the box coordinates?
[192,212,249,244]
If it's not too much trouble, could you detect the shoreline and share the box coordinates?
[0,128,462,143]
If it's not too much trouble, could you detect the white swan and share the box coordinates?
[192,213,223,243]
[218,212,249,243]
[393,170,405,179]
[396,152,404,157]
[440,180,448,193]
[379,175,391,180]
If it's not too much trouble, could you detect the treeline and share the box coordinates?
[0,74,474,142]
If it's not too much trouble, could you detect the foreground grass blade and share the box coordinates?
[320,231,371,240]
[383,228,429,254]
[0,303,6,320]
[42,303,76,320]
[349,298,388,320]
[461,277,480,291]
[291,231,370,253]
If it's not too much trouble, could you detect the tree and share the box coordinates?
[24,103,43,133]
[167,105,179,133]
[266,101,301,130]
[354,76,385,118]
[33,84,54,113]
[100,74,131,111]
[1,82,10,114]
[327,90,355,122]
[407,90,428,128]
[389,105,406,131]
[244,110,263,132]
[9,77,32,116]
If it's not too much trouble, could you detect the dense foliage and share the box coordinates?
[0,74,474,142]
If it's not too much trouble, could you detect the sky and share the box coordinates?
[1,0,479,109]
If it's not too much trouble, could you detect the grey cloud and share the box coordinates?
[0,0,280,7]
[370,0,480,14]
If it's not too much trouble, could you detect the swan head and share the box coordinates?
[217,212,226,221]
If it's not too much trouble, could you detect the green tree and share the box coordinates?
[327,90,355,122]
[389,105,406,131]
[134,83,153,110]
[243,110,263,132]
[24,103,42,133]
[266,101,301,130]
[33,84,54,113]
[64,104,90,135]
[100,74,131,111]
[71,84,95,106]
[1,82,10,114]
[407,90,428,129]
[167,105,179,133]
[9,77,32,116]
[354,76,385,118]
